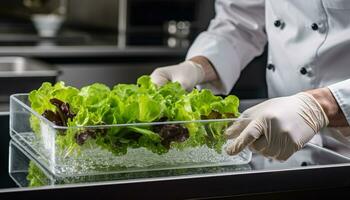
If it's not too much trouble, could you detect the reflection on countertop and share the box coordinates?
[6,140,350,191]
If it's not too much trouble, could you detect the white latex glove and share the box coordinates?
[225,92,329,161]
[150,61,205,91]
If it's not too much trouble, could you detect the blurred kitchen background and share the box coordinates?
[0,0,267,111]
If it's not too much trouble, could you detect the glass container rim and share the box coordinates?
[10,93,249,130]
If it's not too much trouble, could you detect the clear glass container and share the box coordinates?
[10,94,252,178]
[9,140,252,187]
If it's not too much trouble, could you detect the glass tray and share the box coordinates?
[9,140,252,187]
[10,94,252,178]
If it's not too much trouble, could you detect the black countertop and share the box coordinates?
[0,114,17,189]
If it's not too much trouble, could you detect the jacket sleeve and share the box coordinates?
[186,0,267,94]
[328,79,350,126]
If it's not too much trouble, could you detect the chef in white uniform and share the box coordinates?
[150,0,350,160]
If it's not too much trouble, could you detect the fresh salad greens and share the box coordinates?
[29,75,240,156]
[27,161,48,187]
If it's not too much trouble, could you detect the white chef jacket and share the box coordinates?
[186,0,350,127]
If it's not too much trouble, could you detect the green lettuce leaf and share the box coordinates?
[29,75,240,156]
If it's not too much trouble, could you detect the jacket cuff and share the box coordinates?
[186,32,241,95]
[328,79,350,126]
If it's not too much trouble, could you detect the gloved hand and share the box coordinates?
[150,61,205,91]
[225,92,329,161]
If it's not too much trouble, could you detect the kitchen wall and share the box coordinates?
[66,0,215,31]
[56,0,217,88]
[66,0,119,30]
